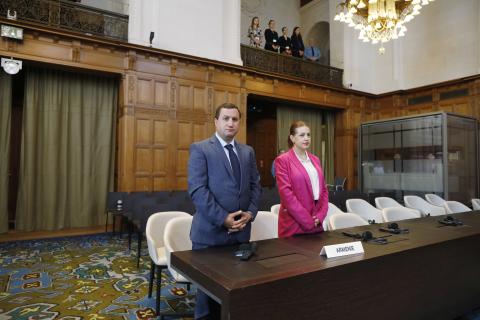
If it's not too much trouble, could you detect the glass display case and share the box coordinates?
[359,112,478,203]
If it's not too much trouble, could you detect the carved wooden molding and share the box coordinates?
[126,74,136,105]
[170,80,177,109]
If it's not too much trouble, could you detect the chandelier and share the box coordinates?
[334,0,434,47]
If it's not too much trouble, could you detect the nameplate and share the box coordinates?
[319,241,364,258]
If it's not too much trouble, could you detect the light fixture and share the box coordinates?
[1,57,22,75]
[334,0,435,51]
[7,10,17,20]
[1,25,23,40]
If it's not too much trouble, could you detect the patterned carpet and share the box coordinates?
[0,233,195,320]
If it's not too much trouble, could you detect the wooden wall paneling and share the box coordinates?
[193,86,208,113]
[173,79,212,189]
[0,33,125,74]
[175,62,209,82]
[137,77,154,106]
[244,76,275,96]
[304,86,327,105]
[154,80,169,108]
[8,22,480,194]
[135,55,171,76]
[213,69,242,88]
[152,119,169,190]
[79,44,125,70]
[334,103,356,190]
[118,73,137,191]
[326,91,349,108]
[132,110,171,191]
[129,70,174,191]
[176,121,194,190]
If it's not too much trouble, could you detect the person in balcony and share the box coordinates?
[278,27,292,56]
[264,20,279,53]
[248,16,263,48]
[291,26,305,58]
[304,38,321,62]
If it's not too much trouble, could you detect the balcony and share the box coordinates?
[241,44,343,88]
[0,0,128,41]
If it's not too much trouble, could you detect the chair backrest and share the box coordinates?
[164,216,193,282]
[382,207,421,222]
[270,204,280,215]
[329,213,368,230]
[329,190,368,212]
[375,197,403,210]
[425,194,446,207]
[404,195,445,216]
[250,211,279,241]
[346,199,384,223]
[129,192,154,216]
[443,201,472,214]
[472,199,480,211]
[334,177,346,190]
[323,203,344,231]
[146,211,191,264]
[149,191,173,204]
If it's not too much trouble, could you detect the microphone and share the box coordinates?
[343,231,389,244]
[438,215,463,226]
[234,242,257,261]
[379,222,410,234]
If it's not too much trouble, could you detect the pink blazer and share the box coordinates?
[275,149,328,238]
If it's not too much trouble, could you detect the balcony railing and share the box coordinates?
[0,0,128,41]
[241,44,343,88]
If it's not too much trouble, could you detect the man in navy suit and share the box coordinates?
[188,103,261,319]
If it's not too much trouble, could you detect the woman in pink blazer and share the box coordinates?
[275,121,328,238]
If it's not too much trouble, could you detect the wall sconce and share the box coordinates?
[1,57,22,75]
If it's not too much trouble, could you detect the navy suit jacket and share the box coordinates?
[188,135,261,246]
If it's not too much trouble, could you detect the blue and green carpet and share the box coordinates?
[0,233,194,319]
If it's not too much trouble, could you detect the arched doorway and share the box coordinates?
[306,21,330,65]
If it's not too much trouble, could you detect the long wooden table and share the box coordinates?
[171,212,480,320]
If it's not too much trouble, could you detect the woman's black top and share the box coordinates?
[264,29,279,52]
[278,35,292,53]
[291,33,305,57]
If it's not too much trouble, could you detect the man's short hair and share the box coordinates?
[214,103,242,119]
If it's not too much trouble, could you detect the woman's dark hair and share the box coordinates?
[288,120,308,148]
[292,26,301,38]
[251,16,259,28]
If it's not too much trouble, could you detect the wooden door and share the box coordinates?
[247,118,277,187]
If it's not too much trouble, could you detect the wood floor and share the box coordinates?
[0,225,108,243]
